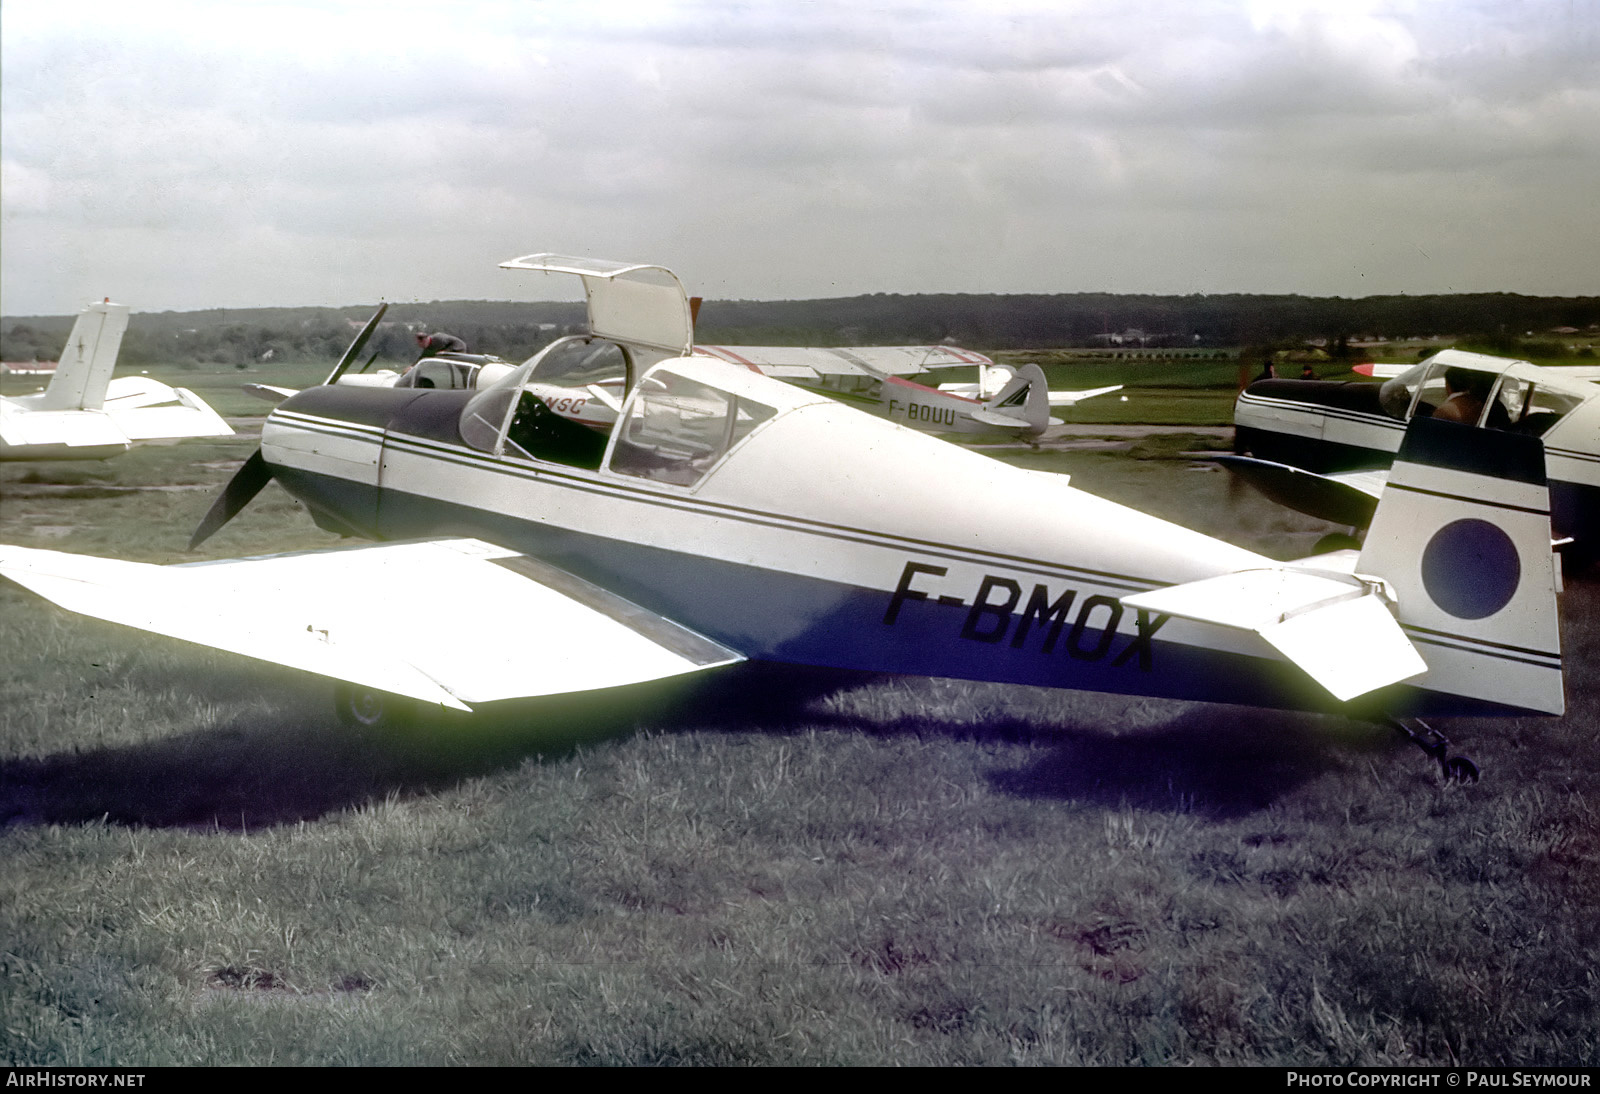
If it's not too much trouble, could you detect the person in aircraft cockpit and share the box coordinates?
[415,331,467,360]
[1433,367,1491,425]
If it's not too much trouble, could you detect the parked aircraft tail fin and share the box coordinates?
[1355,416,1562,715]
[37,301,131,411]
[982,363,1052,435]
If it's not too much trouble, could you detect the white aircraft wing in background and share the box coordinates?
[695,344,990,380]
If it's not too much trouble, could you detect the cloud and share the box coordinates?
[2,0,1597,314]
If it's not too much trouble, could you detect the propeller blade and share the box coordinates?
[323,303,388,386]
[189,449,274,550]
[357,349,381,374]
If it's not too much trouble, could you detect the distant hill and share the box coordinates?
[4,293,1596,367]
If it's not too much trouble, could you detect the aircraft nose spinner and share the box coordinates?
[0,256,1567,781]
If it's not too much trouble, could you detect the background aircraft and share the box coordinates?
[1230,349,1599,553]
[0,257,1567,782]
[1,300,233,460]
[247,294,1117,444]
[696,344,1119,441]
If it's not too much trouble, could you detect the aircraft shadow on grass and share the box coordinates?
[0,661,1361,830]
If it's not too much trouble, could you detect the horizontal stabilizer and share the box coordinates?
[103,376,185,410]
[1048,385,1122,407]
[967,408,1032,431]
[0,407,129,451]
[1122,567,1425,701]
[0,539,744,710]
[110,387,233,440]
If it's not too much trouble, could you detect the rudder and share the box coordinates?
[1356,416,1562,714]
[37,300,131,411]
[983,363,1051,435]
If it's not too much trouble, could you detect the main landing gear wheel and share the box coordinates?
[333,683,416,731]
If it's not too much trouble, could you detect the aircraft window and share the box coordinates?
[502,388,610,469]
[1378,365,1427,419]
[1411,370,1452,419]
[1490,377,1533,429]
[1380,362,1499,425]
[458,336,631,462]
[609,371,776,486]
[1515,385,1584,437]
[527,338,629,395]
[460,375,519,453]
[398,359,476,389]
[821,374,877,395]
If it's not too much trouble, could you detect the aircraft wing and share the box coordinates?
[1048,384,1122,407]
[696,345,991,380]
[1122,568,1425,702]
[0,538,743,711]
[243,383,300,404]
[1216,455,1385,528]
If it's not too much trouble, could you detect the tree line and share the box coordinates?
[4,292,1595,367]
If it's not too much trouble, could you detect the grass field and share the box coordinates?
[1,393,1597,1065]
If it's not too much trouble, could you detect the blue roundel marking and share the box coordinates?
[1421,519,1520,619]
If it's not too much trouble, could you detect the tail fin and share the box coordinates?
[37,301,131,411]
[1356,416,1562,714]
[983,363,1052,436]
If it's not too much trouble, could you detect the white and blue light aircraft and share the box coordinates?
[1231,350,1599,553]
[0,256,1567,779]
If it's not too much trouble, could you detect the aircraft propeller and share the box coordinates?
[323,303,388,385]
[192,303,389,549]
[189,449,273,549]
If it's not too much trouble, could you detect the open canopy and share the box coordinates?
[500,253,693,356]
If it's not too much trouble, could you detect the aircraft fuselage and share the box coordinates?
[1236,379,1600,547]
[260,361,1513,718]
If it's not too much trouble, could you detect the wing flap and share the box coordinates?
[1122,568,1425,701]
[967,408,1031,431]
[0,539,743,709]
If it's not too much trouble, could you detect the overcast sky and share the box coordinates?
[2,0,1596,316]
